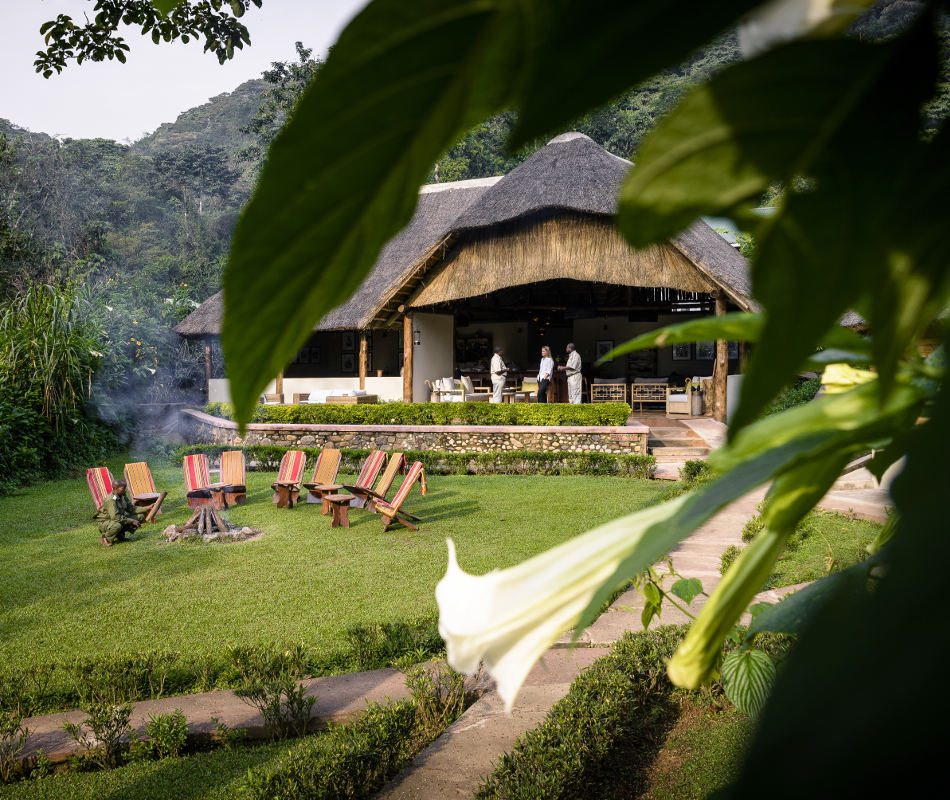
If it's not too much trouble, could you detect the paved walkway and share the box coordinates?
[15,475,892,798]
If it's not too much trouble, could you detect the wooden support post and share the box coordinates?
[359,332,368,390]
[712,293,729,423]
[204,343,212,402]
[275,371,284,399]
[403,314,414,402]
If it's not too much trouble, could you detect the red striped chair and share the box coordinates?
[183,453,214,509]
[376,461,427,532]
[86,467,115,511]
[220,451,247,506]
[343,452,405,513]
[270,450,306,505]
[123,462,163,516]
[303,448,342,505]
[346,450,387,509]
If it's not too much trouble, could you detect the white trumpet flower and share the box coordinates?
[437,495,689,710]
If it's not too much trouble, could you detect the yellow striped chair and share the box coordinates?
[343,452,405,513]
[86,467,115,511]
[270,450,306,505]
[123,462,162,515]
[183,453,214,509]
[376,461,427,532]
[220,451,247,506]
[303,448,342,504]
[346,450,387,509]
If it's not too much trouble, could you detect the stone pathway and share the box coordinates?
[14,476,892,799]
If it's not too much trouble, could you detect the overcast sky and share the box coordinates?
[0,0,366,143]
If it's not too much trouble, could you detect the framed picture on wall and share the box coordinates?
[595,339,615,362]
[341,353,356,373]
[672,343,692,361]
[341,331,356,352]
[696,341,715,360]
[728,341,739,360]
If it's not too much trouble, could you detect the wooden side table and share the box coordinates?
[324,494,353,528]
[275,482,297,509]
[308,483,343,514]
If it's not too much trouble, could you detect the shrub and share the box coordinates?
[145,709,188,759]
[171,445,658,480]
[402,660,466,741]
[0,713,29,783]
[720,545,742,576]
[762,376,821,417]
[244,701,420,800]
[61,702,133,769]
[741,514,765,543]
[204,400,633,427]
[680,459,714,487]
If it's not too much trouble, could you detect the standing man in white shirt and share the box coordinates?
[537,345,555,403]
[559,343,583,404]
[490,346,509,403]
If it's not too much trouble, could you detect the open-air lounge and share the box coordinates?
[176,133,850,423]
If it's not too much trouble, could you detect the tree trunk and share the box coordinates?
[712,293,729,423]
[359,332,368,390]
[403,315,413,402]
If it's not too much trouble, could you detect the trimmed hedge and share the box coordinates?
[171,444,657,480]
[204,401,633,427]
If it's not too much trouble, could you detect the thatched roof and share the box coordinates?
[176,132,755,336]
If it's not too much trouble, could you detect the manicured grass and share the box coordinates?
[767,510,880,588]
[0,742,288,800]
[0,455,671,672]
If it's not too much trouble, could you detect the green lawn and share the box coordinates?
[0,455,671,671]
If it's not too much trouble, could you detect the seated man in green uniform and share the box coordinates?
[95,479,146,546]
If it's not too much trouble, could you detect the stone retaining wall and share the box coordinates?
[180,409,649,454]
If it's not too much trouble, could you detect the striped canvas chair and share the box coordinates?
[123,462,163,515]
[270,449,306,505]
[346,450,387,509]
[220,450,247,506]
[376,461,427,532]
[86,467,114,511]
[343,453,405,513]
[303,448,342,505]
[183,453,214,509]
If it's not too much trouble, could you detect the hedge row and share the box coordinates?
[171,444,657,480]
[204,401,633,427]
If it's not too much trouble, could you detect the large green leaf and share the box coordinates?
[150,0,185,14]
[509,0,762,147]
[721,649,776,718]
[617,37,902,248]
[222,0,529,423]
[724,356,950,798]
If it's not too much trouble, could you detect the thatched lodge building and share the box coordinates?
[176,132,758,420]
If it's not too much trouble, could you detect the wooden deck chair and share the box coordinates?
[376,461,427,532]
[86,467,114,511]
[123,462,163,516]
[183,453,214,508]
[343,453,405,513]
[345,450,387,509]
[270,449,306,505]
[220,450,247,506]
[303,448,342,504]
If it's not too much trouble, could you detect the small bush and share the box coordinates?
[741,514,765,543]
[720,545,742,575]
[402,660,466,741]
[230,644,315,741]
[171,444,657,480]
[145,709,188,759]
[62,702,133,769]
[244,701,420,800]
[0,713,29,783]
[762,377,821,416]
[680,459,714,487]
[204,400,633,427]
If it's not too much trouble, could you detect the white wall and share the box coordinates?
[412,313,455,401]
[207,377,404,403]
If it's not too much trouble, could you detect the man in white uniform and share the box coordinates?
[560,343,583,404]
[489,346,509,403]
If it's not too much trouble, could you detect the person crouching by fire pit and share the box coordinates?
[96,479,145,546]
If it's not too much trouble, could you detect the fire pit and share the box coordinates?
[164,507,260,543]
